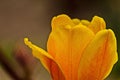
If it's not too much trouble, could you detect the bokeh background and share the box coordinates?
[0,0,120,80]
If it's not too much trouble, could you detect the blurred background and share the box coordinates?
[0,0,120,80]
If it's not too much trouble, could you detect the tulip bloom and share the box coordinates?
[24,14,118,80]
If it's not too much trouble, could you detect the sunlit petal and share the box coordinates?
[78,29,118,80]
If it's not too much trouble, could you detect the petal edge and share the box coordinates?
[24,38,65,80]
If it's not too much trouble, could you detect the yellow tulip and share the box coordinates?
[24,14,118,80]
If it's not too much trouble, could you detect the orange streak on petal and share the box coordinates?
[47,23,94,80]
[78,29,118,80]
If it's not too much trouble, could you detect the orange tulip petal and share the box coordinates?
[24,38,65,80]
[88,16,106,34]
[78,29,118,80]
[47,23,95,80]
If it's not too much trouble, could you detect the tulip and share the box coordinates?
[24,14,118,80]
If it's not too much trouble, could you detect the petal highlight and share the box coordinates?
[78,29,118,80]
[24,38,65,80]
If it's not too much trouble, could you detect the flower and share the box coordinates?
[24,14,118,80]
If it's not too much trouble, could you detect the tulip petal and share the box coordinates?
[51,14,74,29]
[78,29,118,80]
[72,18,81,25]
[47,23,95,80]
[81,20,90,26]
[88,16,106,34]
[24,38,65,80]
